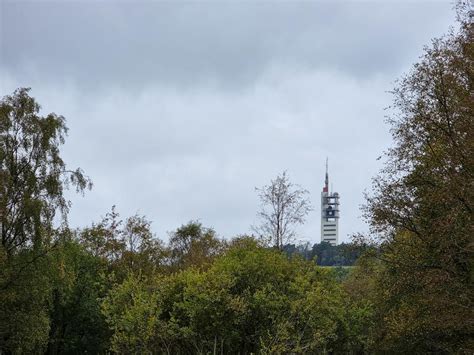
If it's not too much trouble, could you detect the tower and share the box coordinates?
[321,159,340,245]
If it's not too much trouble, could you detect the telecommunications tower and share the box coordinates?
[320,159,340,245]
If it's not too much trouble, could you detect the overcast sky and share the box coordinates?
[1,1,456,244]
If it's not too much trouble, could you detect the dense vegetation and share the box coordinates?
[284,242,368,267]
[0,5,472,354]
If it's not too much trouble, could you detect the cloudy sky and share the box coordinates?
[1,1,456,243]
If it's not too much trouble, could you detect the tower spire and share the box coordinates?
[323,157,329,192]
[325,157,328,185]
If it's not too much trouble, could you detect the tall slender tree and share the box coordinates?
[0,88,91,353]
[363,4,473,352]
[0,88,91,257]
[254,171,312,250]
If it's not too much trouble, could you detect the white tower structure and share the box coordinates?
[321,159,340,246]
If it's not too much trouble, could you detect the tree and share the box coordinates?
[102,236,353,354]
[363,4,473,352]
[0,87,91,257]
[47,236,110,354]
[168,221,224,270]
[0,88,91,353]
[79,206,124,262]
[254,171,312,250]
[79,206,167,278]
[120,214,167,276]
[306,242,367,266]
[101,273,160,354]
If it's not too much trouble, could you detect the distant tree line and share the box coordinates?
[283,242,370,266]
[0,4,472,354]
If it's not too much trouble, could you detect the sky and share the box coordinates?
[1,0,456,244]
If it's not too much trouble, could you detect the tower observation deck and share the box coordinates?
[321,159,340,246]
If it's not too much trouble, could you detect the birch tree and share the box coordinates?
[254,171,312,250]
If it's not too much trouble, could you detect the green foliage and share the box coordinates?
[343,255,381,353]
[47,236,110,354]
[0,251,52,353]
[168,221,224,271]
[102,273,160,354]
[102,237,368,354]
[79,206,168,280]
[361,5,474,353]
[0,88,91,353]
[0,88,91,256]
[284,241,369,266]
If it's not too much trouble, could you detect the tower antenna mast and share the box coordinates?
[325,157,328,189]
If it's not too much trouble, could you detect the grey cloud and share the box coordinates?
[1,67,392,242]
[0,1,457,243]
[2,2,453,91]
